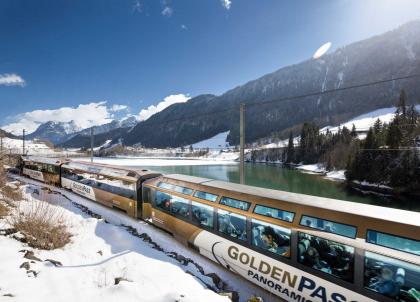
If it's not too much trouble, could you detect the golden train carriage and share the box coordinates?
[22,156,66,186]
[61,161,160,218]
[142,174,420,302]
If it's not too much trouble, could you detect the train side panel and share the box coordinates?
[193,231,375,302]
[61,178,137,217]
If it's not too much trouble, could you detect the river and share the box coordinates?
[85,157,420,212]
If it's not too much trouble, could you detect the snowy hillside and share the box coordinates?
[190,131,230,149]
[2,137,54,155]
[0,176,273,302]
[321,105,420,136]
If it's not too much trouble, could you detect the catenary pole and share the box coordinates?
[90,127,94,163]
[240,103,245,184]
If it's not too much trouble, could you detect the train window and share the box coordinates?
[192,201,214,228]
[220,197,250,211]
[300,215,357,238]
[157,182,193,195]
[367,230,420,256]
[365,251,420,301]
[193,191,218,202]
[298,232,355,282]
[157,182,174,190]
[217,209,247,241]
[253,205,294,222]
[251,219,291,258]
[172,185,193,196]
[170,195,191,218]
[154,190,171,211]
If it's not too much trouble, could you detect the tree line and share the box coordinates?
[283,90,420,193]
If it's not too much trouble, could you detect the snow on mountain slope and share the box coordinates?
[191,131,230,149]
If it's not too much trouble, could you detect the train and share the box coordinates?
[18,156,420,302]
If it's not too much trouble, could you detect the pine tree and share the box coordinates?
[286,131,295,163]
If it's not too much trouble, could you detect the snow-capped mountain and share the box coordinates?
[26,116,138,145]
[26,120,82,144]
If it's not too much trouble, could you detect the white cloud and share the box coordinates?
[221,0,232,10]
[181,24,188,30]
[313,42,332,59]
[2,102,116,134]
[0,73,25,86]
[111,104,128,112]
[162,6,173,17]
[137,94,190,121]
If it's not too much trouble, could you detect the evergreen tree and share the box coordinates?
[286,131,295,163]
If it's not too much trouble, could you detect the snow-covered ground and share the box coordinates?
[295,164,346,181]
[1,137,81,157]
[1,176,276,302]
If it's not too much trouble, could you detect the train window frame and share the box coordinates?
[297,232,355,283]
[219,196,251,211]
[299,215,357,239]
[366,229,420,256]
[217,209,247,241]
[253,204,295,223]
[193,190,218,203]
[364,251,420,301]
[251,218,291,258]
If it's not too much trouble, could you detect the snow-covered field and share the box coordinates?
[1,176,276,302]
[1,137,81,157]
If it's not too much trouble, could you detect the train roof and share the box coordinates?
[63,160,160,182]
[22,156,67,166]
[161,174,420,227]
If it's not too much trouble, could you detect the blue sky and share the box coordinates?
[1,0,420,133]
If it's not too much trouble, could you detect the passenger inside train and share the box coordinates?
[298,233,354,282]
[218,210,247,241]
[365,252,420,302]
[251,220,290,257]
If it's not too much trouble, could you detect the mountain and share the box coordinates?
[27,116,138,146]
[59,127,130,148]
[0,129,17,140]
[26,120,81,145]
[117,21,420,148]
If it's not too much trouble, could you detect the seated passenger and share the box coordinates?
[219,215,238,237]
[260,226,290,255]
[369,266,404,298]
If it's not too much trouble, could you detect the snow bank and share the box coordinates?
[0,185,230,302]
[3,176,273,301]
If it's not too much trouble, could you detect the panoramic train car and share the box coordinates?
[142,174,420,302]
[21,156,66,186]
[61,161,160,218]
